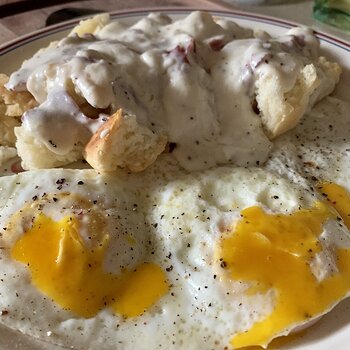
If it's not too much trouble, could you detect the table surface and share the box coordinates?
[0,0,349,47]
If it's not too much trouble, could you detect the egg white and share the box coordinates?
[0,153,349,350]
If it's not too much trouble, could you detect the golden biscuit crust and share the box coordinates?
[0,74,37,147]
[84,109,167,172]
[0,74,37,117]
[256,58,341,139]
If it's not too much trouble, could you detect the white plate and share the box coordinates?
[0,8,350,350]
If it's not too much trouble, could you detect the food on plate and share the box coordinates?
[70,13,110,37]
[84,109,167,172]
[0,10,350,350]
[1,163,350,350]
[0,73,37,165]
[3,11,341,171]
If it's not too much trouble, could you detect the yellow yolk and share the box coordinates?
[113,263,169,317]
[11,214,168,318]
[219,202,350,349]
[318,182,350,229]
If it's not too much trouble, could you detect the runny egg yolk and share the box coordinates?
[220,200,350,349]
[318,182,350,229]
[11,214,168,318]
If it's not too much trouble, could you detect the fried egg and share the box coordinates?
[0,169,169,349]
[1,157,350,349]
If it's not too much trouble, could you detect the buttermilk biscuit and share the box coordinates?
[70,13,110,37]
[15,125,84,170]
[256,59,341,139]
[0,146,17,166]
[84,109,167,172]
[0,74,37,117]
[0,74,37,147]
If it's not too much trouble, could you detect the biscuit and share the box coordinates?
[0,116,20,146]
[15,126,84,170]
[84,109,167,172]
[0,74,36,147]
[256,58,341,138]
[0,74,37,117]
[0,146,17,166]
[70,13,110,37]
[0,74,37,146]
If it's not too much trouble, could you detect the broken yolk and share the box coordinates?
[220,200,350,349]
[318,182,350,229]
[11,214,168,318]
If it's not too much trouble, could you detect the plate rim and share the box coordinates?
[0,6,349,56]
[0,5,350,350]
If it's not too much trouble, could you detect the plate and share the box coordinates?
[0,8,350,350]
